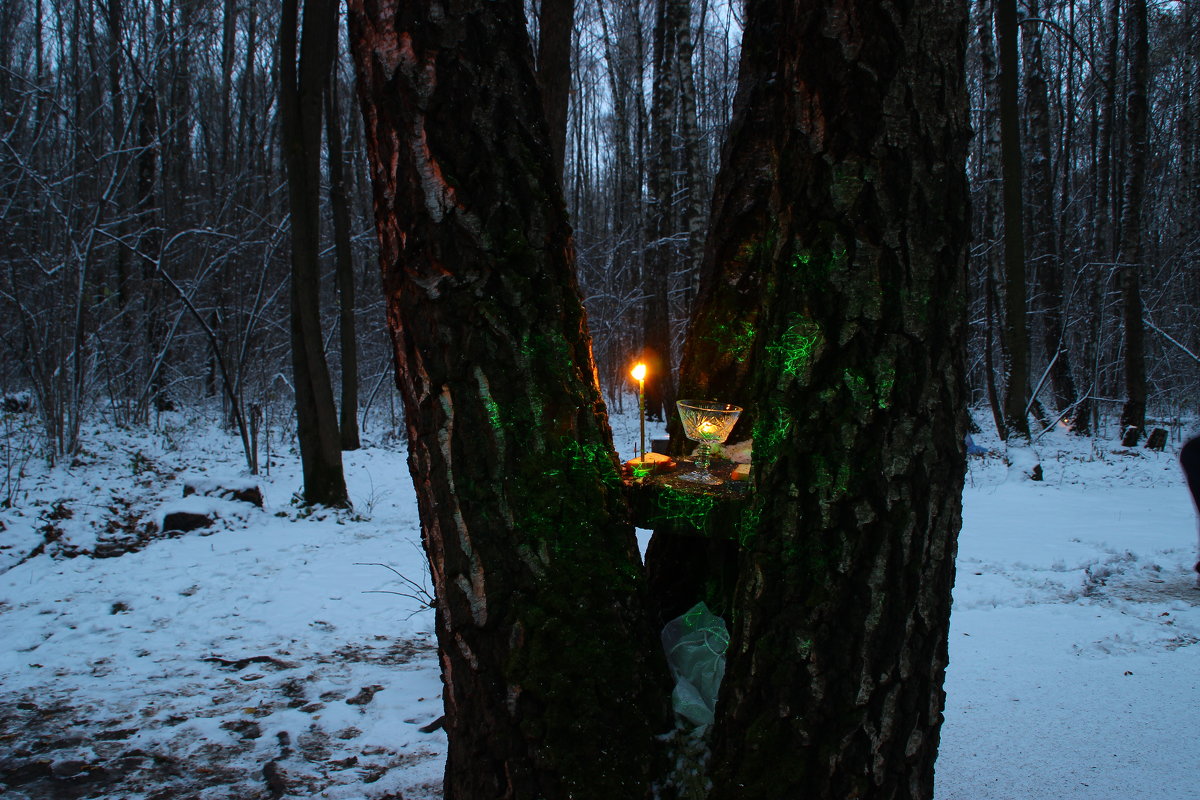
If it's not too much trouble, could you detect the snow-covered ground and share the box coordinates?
[938,429,1200,800]
[0,407,1196,798]
[0,416,444,799]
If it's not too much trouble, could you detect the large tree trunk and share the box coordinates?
[996,0,1030,441]
[707,0,970,798]
[1118,0,1148,445]
[669,5,781,446]
[345,0,672,797]
[280,0,349,506]
[537,0,573,182]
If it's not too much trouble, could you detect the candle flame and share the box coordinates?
[631,363,647,382]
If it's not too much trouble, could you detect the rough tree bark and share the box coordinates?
[280,0,350,505]
[345,0,671,797]
[1118,0,1148,445]
[536,0,573,182]
[707,0,970,798]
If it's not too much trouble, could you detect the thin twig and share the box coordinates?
[355,561,434,607]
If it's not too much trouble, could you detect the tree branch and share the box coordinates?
[1144,317,1200,365]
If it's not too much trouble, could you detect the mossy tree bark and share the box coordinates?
[707,0,970,798]
[345,0,671,797]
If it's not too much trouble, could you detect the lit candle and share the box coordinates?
[698,420,718,439]
[631,363,647,462]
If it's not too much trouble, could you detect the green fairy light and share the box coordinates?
[736,503,761,546]
[844,370,869,408]
[754,405,792,460]
[485,397,503,430]
[631,463,655,479]
[877,364,895,409]
[730,320,756,363]
[519,332,575,378]
[649,486,716,530]
[554,437,620,487]
[841,365,896,413]
[474,366,512,433]
[765,318,822,378]
[812,455,832,491]
[829,242,848,268]
[834,462,850,498]
[702,319,757,364]
[789,229,848,279]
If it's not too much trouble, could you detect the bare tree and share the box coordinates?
[1023,1,1080,427]
[325,53,361,452]
[280,0,349,505]
[996,0,1031,441]
[1117,0,1149,445]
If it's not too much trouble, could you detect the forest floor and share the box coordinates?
[0,407,1197,799]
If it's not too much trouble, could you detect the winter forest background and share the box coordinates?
[2,1,1199,798]
[1,0,1197,474]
